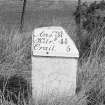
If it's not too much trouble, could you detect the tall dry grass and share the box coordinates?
[0,24,32,105]
[75,22,105,105]
[0,10,105,105]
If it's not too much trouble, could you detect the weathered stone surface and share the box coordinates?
[32,26,79,58]
[32,26,79,99]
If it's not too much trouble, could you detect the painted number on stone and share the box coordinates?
[32,27,79,57]
[60,38,68,44]
[66,45,71,52]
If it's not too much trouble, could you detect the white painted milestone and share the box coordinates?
[32,26,79,57]
[32,26,79,100]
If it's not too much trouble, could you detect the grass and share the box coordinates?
[0,24,32,105]
[0,0,105,105]
[0,20,104,105]
[0,16,104,105]
[0,1,77,105]
[75,23,105,105]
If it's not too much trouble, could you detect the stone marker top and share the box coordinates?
[32,26,79,58]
